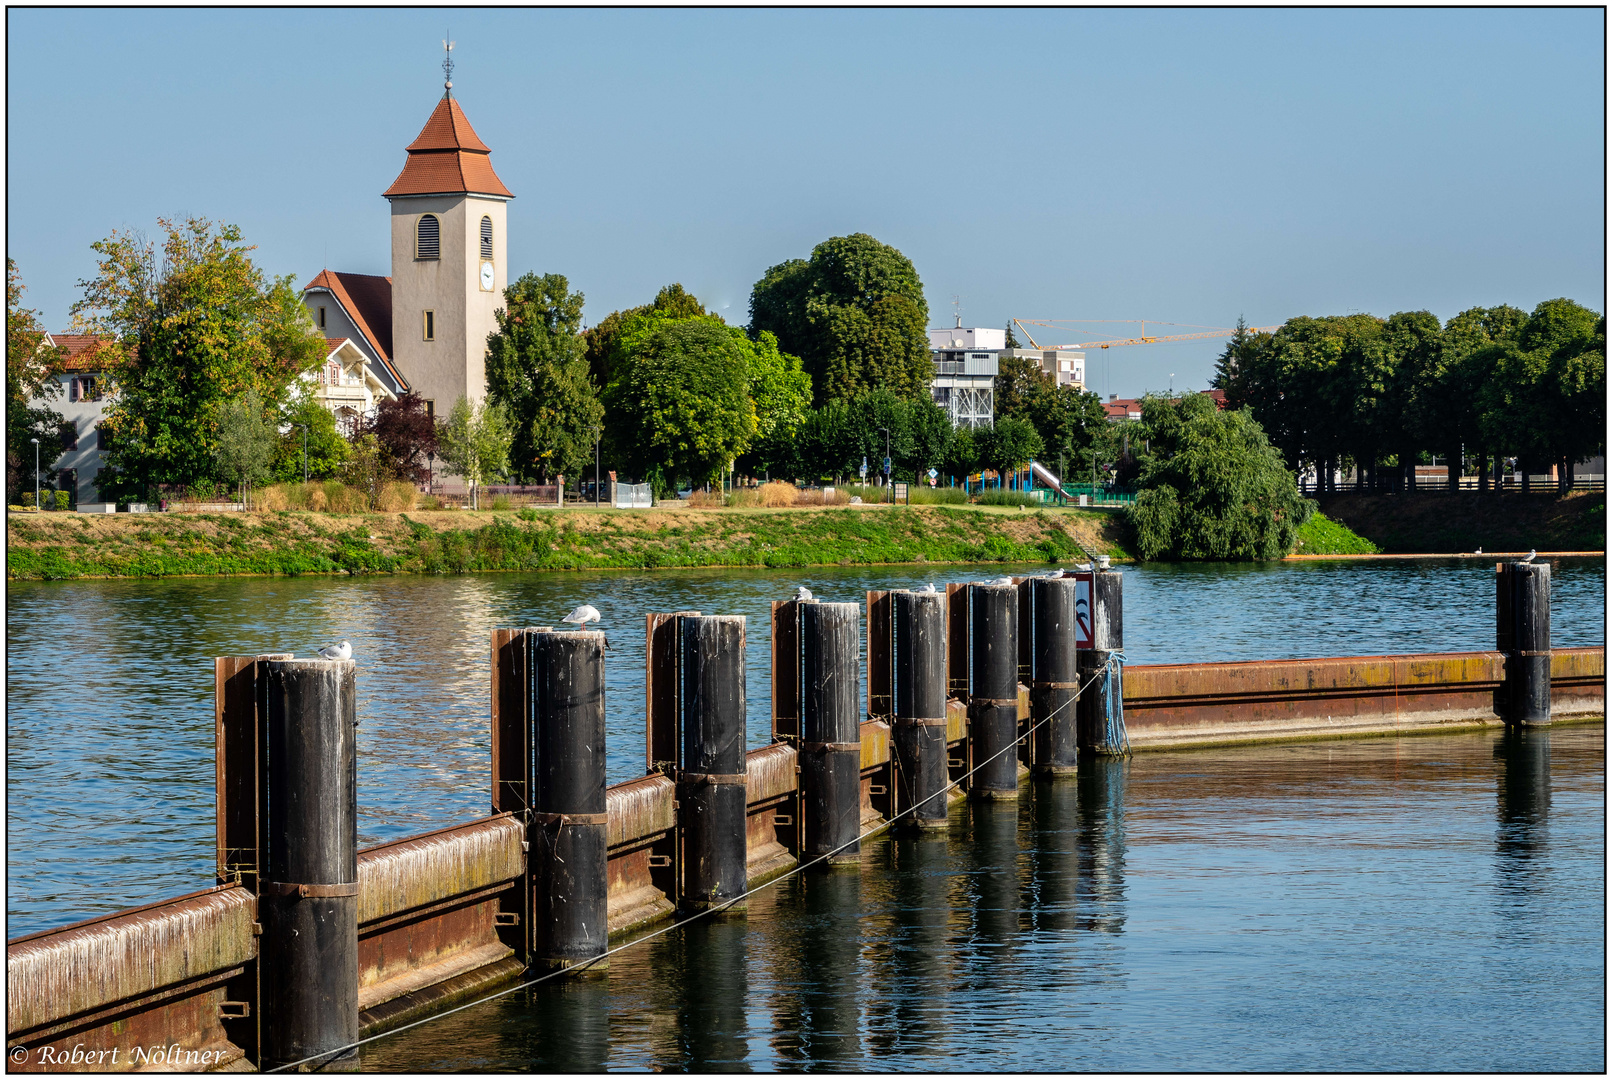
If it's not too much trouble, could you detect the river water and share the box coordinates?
[4,558,1606,1067]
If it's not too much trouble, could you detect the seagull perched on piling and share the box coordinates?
[563,605,601,628]
[796,586,814,601]
[988,576,1015,586]
[318,640,352,661]
[917,582,938,594]
[1520,549,1537,564]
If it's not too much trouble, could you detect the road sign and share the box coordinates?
[883,457,892,474]
[859,457,868,479]
[928,467,938,479]
[1072,571,1094,649]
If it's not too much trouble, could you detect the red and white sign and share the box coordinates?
[1071,572,1094,649]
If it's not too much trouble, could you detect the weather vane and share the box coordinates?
[442,33,455,96]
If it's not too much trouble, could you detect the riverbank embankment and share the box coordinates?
[1316,490,1605,554]
[4,504,1126,580]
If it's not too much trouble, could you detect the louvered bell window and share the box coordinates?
[416,215,440,260]
[480,216,494,260]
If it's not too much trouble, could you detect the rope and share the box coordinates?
[267,655,1123,1073]
[1100,649,1130,756]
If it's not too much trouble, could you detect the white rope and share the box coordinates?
[268,655,1122,1072]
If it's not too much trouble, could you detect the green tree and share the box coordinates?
[994,351,1049,420]
[273,385,350,482]
[6,259,65,502]
[943,425,981,481]
[214,389,275,505]
[977,416,1043,479]
[1004,321,1020,349]
[1437,305,1526,490]
[485,272,602,483]
[738,330,812,478]
[1030,385,1112,484]
[748,233,932,404]
[70,218,325,501]
[438,395,513,510]
[1125,392,1312,561]
[583,283,714,390]
[602,320,756,495]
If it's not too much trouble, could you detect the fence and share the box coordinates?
[615,482,653,509]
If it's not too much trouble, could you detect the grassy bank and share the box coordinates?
[5,504,1129,581]
[1291,513,1381,555]
[1315,492,1605,554]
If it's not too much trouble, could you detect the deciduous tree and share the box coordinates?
[748,234,932,404]
[70,218,325,501]
[365,392,438,485]
[214,389,275,505]
[438,395,513,510]
[6,259,64,501]
[485,273,602,483]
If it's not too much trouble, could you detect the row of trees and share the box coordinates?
[1214,301,1605,492]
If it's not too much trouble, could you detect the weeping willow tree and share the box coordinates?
[1125,392,1313,561]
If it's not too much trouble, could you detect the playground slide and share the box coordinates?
[1029,460,1065,493]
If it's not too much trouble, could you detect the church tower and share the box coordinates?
[383,61,512,415]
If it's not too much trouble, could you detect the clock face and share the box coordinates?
[480,262,495,291]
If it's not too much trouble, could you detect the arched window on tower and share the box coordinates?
[416,215,440,260]
[480,216,494,260]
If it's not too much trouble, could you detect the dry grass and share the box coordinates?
[760,481,799,508]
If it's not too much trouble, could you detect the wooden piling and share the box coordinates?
[678,615,749,914]
[967,583,1021,800]
[260,659,359,1072]
[529,630,609,971]
[1030,577,1081,775]
[1077,569,1126,755]
[1499,562,1552,726]
[799,601,862,866]
[891,589,950,827]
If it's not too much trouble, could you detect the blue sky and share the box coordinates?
[7,8,1604,399]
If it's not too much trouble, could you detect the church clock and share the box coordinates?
[480,261,495,292]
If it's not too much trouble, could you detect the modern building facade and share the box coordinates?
[928,324,1003,429]
[36,334,113,505]
[1000,347,1086,390]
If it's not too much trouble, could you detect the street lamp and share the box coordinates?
[30,437,39,510]
[427,450,436,497]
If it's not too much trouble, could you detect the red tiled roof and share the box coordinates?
[302,271,407,391]
[49,334,114,372]
[324,337,350,354]
[384,95,512,199]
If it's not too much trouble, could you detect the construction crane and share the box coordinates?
[1011,318,1279,350]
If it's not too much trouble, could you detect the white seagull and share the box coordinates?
[988,576,1016,586]
[796,586,814,601]
[318,640,352,661]
[563,605,601,628]
[917,582,939,594]
[1519,549,1537,564]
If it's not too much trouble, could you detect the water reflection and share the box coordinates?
[770,872,863,1067]
[500,979,611,1072]
[670,919,751,1071]
[1076,757,1129,935]
[863,833,952,1058]
[1026,776,1081,932]
[1494,726,1553,906]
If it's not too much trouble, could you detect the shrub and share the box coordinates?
[373,482,418,513]
[419,494,442,511]
[760,481,800,507]
[19,492,34,508]
[908,486,968,505]
[729,487,760,508]
[976,489,1042,507]
[687,489,725,508]
[489,494,513,511]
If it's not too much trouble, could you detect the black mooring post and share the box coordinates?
[799,601,863,866]
[260,659,359,1072]
[1499,561,1552,726]
[530,629,609,971]
[1077,569,1125,755]
[678,615,748,914]
[892,589,949,827]
[1030,577,1080,776]
[968,583,1020,800]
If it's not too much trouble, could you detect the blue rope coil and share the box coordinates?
[1100,649,1129,755]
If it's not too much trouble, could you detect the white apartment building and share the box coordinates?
[999,347,1086,390]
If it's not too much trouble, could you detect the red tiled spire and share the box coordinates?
[383,95,512,199]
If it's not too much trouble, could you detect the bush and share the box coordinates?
[686,489,725,508]
[19,492,35,508]
[728,487,760,508]
[419,494,443,510]
[258,481,370,514]
[489,494,513,511]
[975,489,1042,507]
[760,481,800,507]
[373,482,418,513]
[908,486,969,505]
[53,490,70,511]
